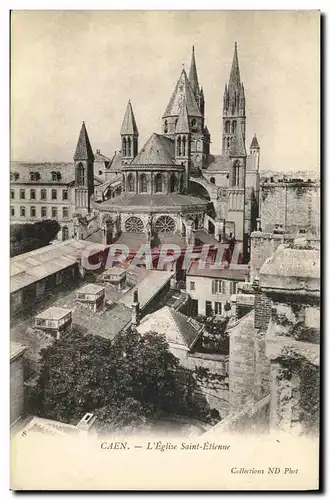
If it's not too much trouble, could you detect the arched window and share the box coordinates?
[225,120,230,133]
[164,120,168,134]
[231,121,237,134]
[127,173,135,192]
[139,174,148,193]
[222,137,226,150]
[20,206,25,217]
[227,138,230,149]
[210,177,215,184]
[182,136,186,156]
[155,173,163,193]
[233,160,240,187]
[77,162,85,185]
[122,137,127,156]
[122,175,126,192]
[127,137,132,157]
[177,136,181,156]
[169,174,177,193]
[191,118,197,131]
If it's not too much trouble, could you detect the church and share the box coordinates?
[73,43,260,257]
[11,43,261,258]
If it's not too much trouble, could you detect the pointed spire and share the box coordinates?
[250,134,260,150]
[73,122,94,161]
[176,100,190,134]
[189,45,199,97]
[228,42,241,93]
[229,123,246,157]
[163,68,201,118]
[120,100,139,136]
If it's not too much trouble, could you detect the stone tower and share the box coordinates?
[74,121,94,214]
[175,99,191,190]
[121,100,139,165]
[222,42,246,156]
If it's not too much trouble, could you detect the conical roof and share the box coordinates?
[188,46,199,97]
[175,101,190,134]
[73,122,94,161]
[163,69,202,118]
[250,134,260,150]
[131,133,176,166]
[228,42,241,93]
[120,100,139,135]
[229,123,246,157]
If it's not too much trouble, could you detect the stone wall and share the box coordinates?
[260,182,320,234]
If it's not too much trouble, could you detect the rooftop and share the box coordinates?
[10,341,29,361]
[11,240,109,294]
[137,305,202,350]
[130,133,176,166]
[10,162,75,184]
[77,283,105,295]
[205,155,230,173]
[119,270,174,310]
[163,68,202,118]
[35,307,72,321]
[98,193,209,211]
[187,260,249,280]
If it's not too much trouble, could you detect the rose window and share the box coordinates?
[155,216,175,234]
[125,216,144,233]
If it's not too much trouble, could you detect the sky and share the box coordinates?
[11,10,320,172]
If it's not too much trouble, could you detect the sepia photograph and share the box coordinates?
[9,10,320,491]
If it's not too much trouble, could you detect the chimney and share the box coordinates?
[131,289,140,329]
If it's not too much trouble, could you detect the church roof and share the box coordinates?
[98,193,209,210]
[162,69,202,119]
[188,46,199,97]
[73,122,94,161]
[137,306,203,350]
[228,42,241,94]
[250,134,260,150]
[175,100,190,134]
[229,123,246,157]
[120,100,138,136]
[131,133,176,166]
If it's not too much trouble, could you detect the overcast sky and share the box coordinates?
[11,10,319,172]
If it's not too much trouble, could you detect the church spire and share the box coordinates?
[228,42,241,93]
[73,121,94,161]
[120,100,139,136]
[189,45,199,98]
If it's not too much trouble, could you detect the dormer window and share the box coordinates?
[10,172,20,182]
[51,171,62,181]
[191,118,197,131]
[29,171,40,182]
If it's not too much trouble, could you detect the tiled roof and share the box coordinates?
[120,100,139,136]
[250,134,260,150]
[10,240,109,294]
[109,150,125,172]
[131,133,175,166]
[94,150,112,163]
[10,162,75,184]
[137,305,202,349]
[98,193,209,210]
[10,341,28,361]
[175,101,190,134]
[205,155,230,172]
[163,69,202,118]
[73,122,94,161]
[187,261,249,279]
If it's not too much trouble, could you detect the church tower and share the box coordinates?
[74,121,94,214]
[227,122,247,242]
[121,100,139,165]
[222,42,246,156]
[175,100,191,190]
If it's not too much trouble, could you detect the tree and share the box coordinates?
[197,315,230,355]
[29,329,205,431]
[10,219,60,256]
